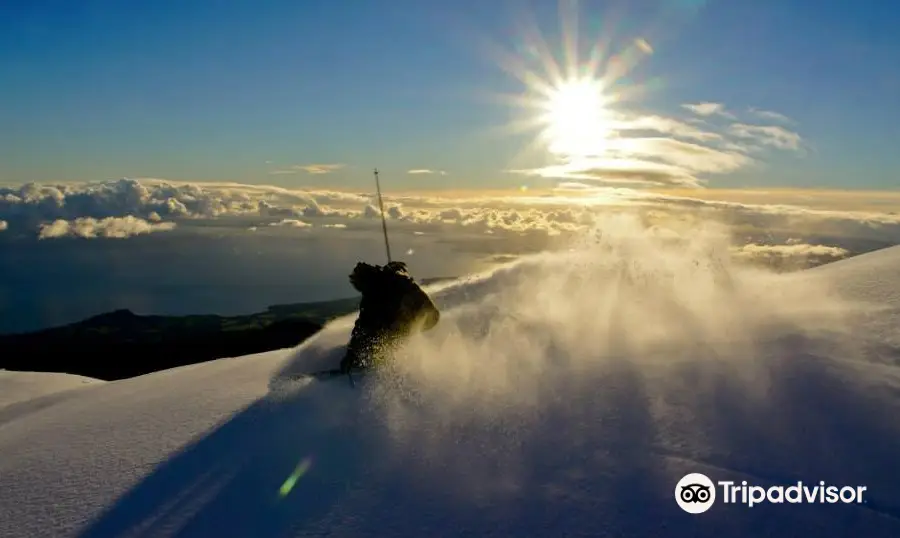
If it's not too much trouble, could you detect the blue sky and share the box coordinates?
[2,0,898,190]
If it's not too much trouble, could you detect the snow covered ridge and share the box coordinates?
[0,370,102,409]
[2,217,900,537]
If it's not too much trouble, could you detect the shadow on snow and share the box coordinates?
[73,335,900,537]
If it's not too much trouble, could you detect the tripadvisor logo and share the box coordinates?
[675,473,716,514]
[675,473,868,514]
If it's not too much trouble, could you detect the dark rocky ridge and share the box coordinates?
[0,277,456,381]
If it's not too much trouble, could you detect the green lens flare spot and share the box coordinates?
[278,457,312,497]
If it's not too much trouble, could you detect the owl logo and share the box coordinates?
[675,473,716,514]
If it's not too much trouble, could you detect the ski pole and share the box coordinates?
[374,168,392,263]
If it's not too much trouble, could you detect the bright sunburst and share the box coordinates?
[482,1,657,166]
[539,77,612,158]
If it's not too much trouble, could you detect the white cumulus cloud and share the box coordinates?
[37,216,176,239]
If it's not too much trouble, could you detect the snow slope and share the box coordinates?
[806,243,900,353]
[2,220,899,537]
[0,371,102,409]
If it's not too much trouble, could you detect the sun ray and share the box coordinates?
[559,0,580,79]
[475,37,549,97]
[514,7,565,87]
[585,39,607,80]
[601,40,654,91]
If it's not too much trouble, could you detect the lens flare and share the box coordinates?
[278,457,312,498]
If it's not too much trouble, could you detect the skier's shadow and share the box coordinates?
[75,372,380,538]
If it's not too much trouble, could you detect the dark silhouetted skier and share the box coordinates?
[339,261,440,373]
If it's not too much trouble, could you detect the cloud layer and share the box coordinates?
[2,179,898,271]
[0,179,368,235]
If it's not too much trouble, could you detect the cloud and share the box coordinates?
[748,108,793,124]
[0,178,371,237]
[553,181,600,191]
[269,164,345,175]
[4,179,899,269]
[732,243,850,270]
[37,216,176,239]
[630,190,900,228]
[610,114,723,142]
[269,218,312,228]
[729,124,803,151]
[514,158,703,188]
[681,102,735,119]
[735,243,850,259]
[408,169,448,176]
[604,137,753,174]
[300,199,350,218]
[299,164,345,174]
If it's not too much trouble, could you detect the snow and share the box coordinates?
[0,370,103,409]
[2,219,900,537]
[806,244,900,353]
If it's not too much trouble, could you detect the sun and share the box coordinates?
[538,77,613,158]
[476,1,656,174]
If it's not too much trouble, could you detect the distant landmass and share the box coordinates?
[0,276,456,381]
